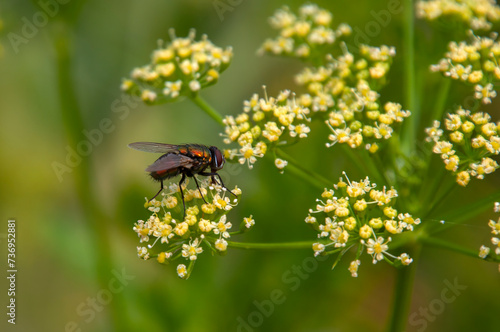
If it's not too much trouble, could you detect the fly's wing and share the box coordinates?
[128,142,181,153]
[145,154,194,172]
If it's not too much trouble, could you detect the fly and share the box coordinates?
[129,142,237,217]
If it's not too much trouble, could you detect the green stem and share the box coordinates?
[426,190,500,234]
[190,94,224,126]
[420,236,494,260]
[417,79,452,210]
[401,0,417,156]
[387,8,417,327]
[227,240,315,250]
[276,149,332,189]
[341,145,378,180]
[386,244,421,332]
[431,79,451,122]
[359,148,388,186]
[418,158,446,212]
[424,179,457,217]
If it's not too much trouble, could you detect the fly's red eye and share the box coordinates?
[211,147,225,170]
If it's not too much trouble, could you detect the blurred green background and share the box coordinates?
[1,1,499,331]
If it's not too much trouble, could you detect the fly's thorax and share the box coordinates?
[185,144,211,159]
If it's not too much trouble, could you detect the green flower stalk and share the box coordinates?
[133,178,252,279]
[306,172,419,277]
[121,29,233,104]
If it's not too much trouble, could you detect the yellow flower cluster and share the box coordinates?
[416,0,500,31]
[479,202,500,271]
[258,4,352,60]
[256,4,411,153]
[305,172,419,277]
[295,46,410,151]
[426,108,499,186]
[431,32,500,104]
[133,179,253,279]
[222,89,310,172]
[121,29,232,104]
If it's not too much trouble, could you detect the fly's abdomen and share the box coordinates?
[150,167,180,180]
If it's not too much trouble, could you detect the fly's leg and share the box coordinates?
[192,176,208,204]
[149,179,164,201]
[214,173,237,197]
[199,172,237,198]
[178,173,187,220]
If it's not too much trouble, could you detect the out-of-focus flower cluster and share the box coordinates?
[305,172,420,277]
[258,4,352,60]
[416,0,500,31]
[295,46,410,152]
[121,29,232,104]
[222,89,310,172]
[479,202,500,271]
[426,108,499,186]
[431,32,500,104]
[133,179,254,279]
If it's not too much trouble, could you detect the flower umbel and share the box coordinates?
[222,88,310,170]
[430,32,500,104]
[122,29,232,104]
[258,4,352,60]
[426,107,499,186]
[416,0,500,31]
[306,172,419,276]
[259,4,410,152]
[133,178,252,279]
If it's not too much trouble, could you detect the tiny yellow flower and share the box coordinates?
[348,260,360,277]
[215,239,228,251]
[353,199,367,211]
[399,253,413,265]
[174,222,189,237]
[359,224,372,239]
[344,217,357,231]
[177,264,188,279]
[313,243,326,256]
[456,171,471,186]
[243,216,255,229]
[369,217,383,229]
[479,245,491,259]
[383,206,398,219]
[365,236,391,263]
[163,196,178,209]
